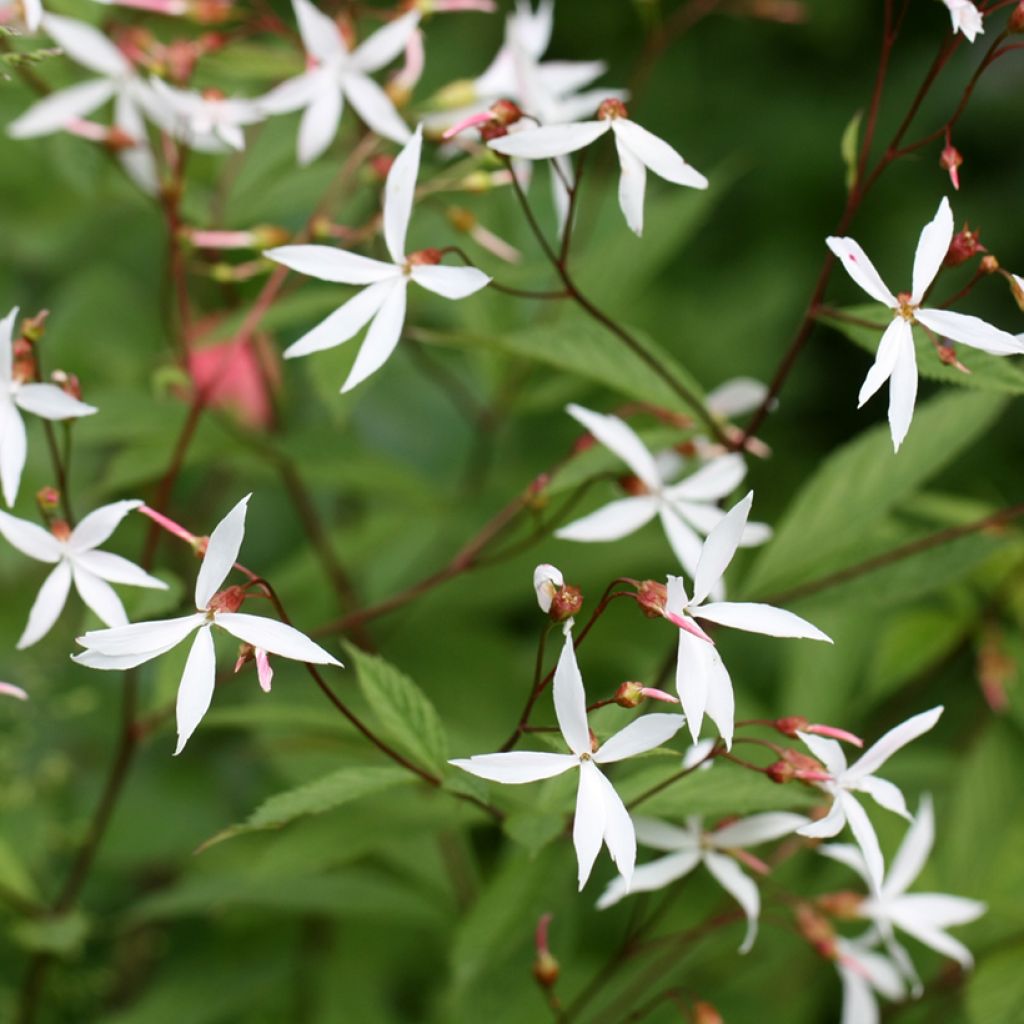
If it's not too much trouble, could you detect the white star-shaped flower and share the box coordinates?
[258,0,418,164]
[7,14,159,193]
[827,196,1022,450]
[555,403,770,583]
[941,0,984,41]
[664,491,832,748]
[821,794,985,993]
[449,627,686,890]
[72,495,342,755]
[0,308,97,508]
[265,126,490,393]
[797,706,943,888]
[597,811,808,952]
[834,936,906,1024]
[0,500,166,649]
[489,98,707,236]
[144,78,264,153]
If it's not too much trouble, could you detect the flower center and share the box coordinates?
[896,291,917,321]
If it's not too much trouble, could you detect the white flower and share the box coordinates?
[265,126,490,393]
[597,811,808,952]
[665,492,832,748]
[7,14,159,193]
[827,196,1022,451]
[555,403,770,582]
[941,0,984,41]
[0,500,166,649]
[705,377,769,421]
[1,0,43,32]
[533,563,563,612]
[449,627,686,890]
[835,936,906,1024]
[821,794,986,993]
[797,706,943,888]
[0,307,97,508]
[144,78,264,153]
[258,0,418,164]
[72,495,342,754]
[489,99,707,236]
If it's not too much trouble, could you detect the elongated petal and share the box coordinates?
[704,850,760,953]
[72,632,192,670]
[77,613,204,655]
[884,794,933,898]
[613,119,707,189]
[264,244,396,285]
[848,706,943,782]
[594,713,686,764]
[573,760,606,890]
[0,400,26,507]
[174,626,216,755]
[8,79,116,139]
[15,383,95,421]
[489,121,608,160]
[841,790,885,888]
[596,848,700,910]
[838,962,880,1024]
[887,328,918,453]
[411,264,490,299]
[17,560,72,648]
[382,124,422,262]
[858,316,910,407]
[565,403,662,488]
[704,655,736,750]
[889,896,984,967]
[592,766,636,886]
[258,71,322,116]
[74,550,166,589]
[0,508,62,562]
[195,494,249,610]
[556,495,659,543]
[914,307,1024,356]
[351,10,419,72]
[665,452,747,501]
[553,629,590,756]
[0,308,15,381]
[215,611,341,666]
[692,491,752,605]
[695,601,832,642]
[449,750,576,784]
[0,682,28,700]
[535,59,606,99]
[707,377,768,419]
[797,730,848,777]
[818,842,871,884]
[69,500,142,553]
[633,816,700,852]
[911,196,954,305]
[856,775,910,820]
[342,72,411,146]
[614,130,647,236]
[659,505,704,579]
[675,628,714,743]
[711,811,810,849]
[797,796,847,839]
[297,82,343,166]
[291,0,346,62]
[826,236,897,308]
[72,566,128,628]
[341,280,407,392]
[284,280,396,360]
[42,13,129,75]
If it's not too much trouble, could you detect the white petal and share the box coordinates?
[887,328,918,453]
[351,10,419,72]
[14,383,96,420]
[42,13,128,75]
[695,601,832,642]
[535,59,606,99]
[341,280,408,392]
[194,494,250,610]
[258,71,322,116]
[264,244,396,285]
[174,626,217,755]
[342,72,411,146]
[565,403,662,488]
[592,766,636,886]
[706,378,768,419]
[297,83,343,166]
[556,495,659,543]
[76,613,204,655]
[72,565,128,628]
[818,842,871,884]
[215,611,341,666]
[8,78,116,139]
[856,776,910,820]
[797,731,848,777]
[73,550,166,590]
[17,560,72,648]
[612,119,707,189]
[448,750,576,784]
[614,130,647,236]
[411,264,490,300]
[890,892,986,936]
[596,849,700,910]
[914,307,1024,356]
[841,790,885,889]
[552,629,590,756]
[533,563,563,612]
[0,508,62,562]
[0,400,26,507]
[284,280,396,359]
[857,316,911,408]
[692,491,752,606]
[68,500,142,553]
[488,121,609,160]
[703,850,760,953]
[573,760,606,890]
[675,628,716,744]
[381,124,422,262]
[826,236,897,308]
[594,713,686,764]
[659,505,704,579]
[838,962,880,1024]
[711,811,810,849]
[797,796,847,839]
[0,308,15,380]
[665,452,747,502]
[911,196,954,305]
[633,816,701,851]
[291,0,346,62]
[704,656,735,750]
[847,707,943,782]
[115,107,159,196]
[884,794,933,898]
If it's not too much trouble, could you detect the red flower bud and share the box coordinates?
[407,248,443,266]
[944,225,985,268]
[489,99,522,126]
[635,579,668,619]
[693,1001,724,1024]
[939,141,963,191]
[795,902,837,960]
[597,98,628,121]
[549,584,583,622]
[618,473,650,497]
[36,487,60,514]
[208,584,246,613]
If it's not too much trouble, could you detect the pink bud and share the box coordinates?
[939,141,963,191]
[803,723,863,747]
[138,505,197,545]
[597,98,628,121]
[208,585,246,613]
[0,682,28,701]
[533,912,559,987]
[255,649,274,692]
[640,687,679,705]
[730,848,771,876]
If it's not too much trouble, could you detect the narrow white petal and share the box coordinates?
[703,850,760,953]
[216,612,341,666]
[856,776,910,820]
[613,119,708,189]
[887,329,918,453]
[351,10,419,72]
[72,566,128,628]
[194,494,250,610]
[596,849,700,910]
[826,236,897,308]
[264,245,396,285]
[573,760,606,890]
[114,91,158,195]
[614,131,647,236]
[711,811,810,849]
[297,84,343,166]
[890,892,986,935]
[340,280,408,392]
[659,505,704,579]
[594,713,686,764]
[14,383,96,421]
[914,307,1024,356]
[42,13,129,75]
[8,79,116,139]
[72,635,190,670]
[706,378,768,419]
[17,561,72,649]
[704,655,736,749]
[838,962,880,1024]
[0,508,62,562]
[410,265,490,300]
[841,790,885,888]
[797,731,848,777]
[592,766,636,886]
[0,308,15,381]
[665,452,747,502]
[382,123,422,263]
[68,500,142,553]
[911,196,954,305]
[675,628,713,744]
[448,751,576,784]
[556,495,659,543]
[818,842,871,884]
[884,794,933,898]
[76,613,204,655]
[692,491,753,606]
[284,280,396,360]
[847,707,943,782]
[857,316,911,408]
[73,550,166,590]
[565,403,662,488]
[797,797,847,839]
[291,0,346,62]
[174,626,217,755]
[258,71,323,116]
[489,121,609,160]
[552,630,590,756]
[0,400,26,507]
[633,816,700,851]
[342,73,411,146]
[695,601,832,642]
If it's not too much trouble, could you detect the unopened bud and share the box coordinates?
[977,622,1013,713]
[692,1001,724,1024]
[635,579,668,619]
[36,487,60,513]
[614,681,645,708]
[766,759,795,784]
[490,98,522,127]
[369,154,394,181]
[939,142,963,192]
[776,716,863,747]
[795,902,837,960]
[944,225,985,268]
[50,519,71,542]
[533,913,559,987]
[979,254,999,274]
[51,370,82,400]
[1009,1,1024,33]
[187,0,234,23]
[1009,273,1024,311]
[816,890,865,920]
[937,343,970,375]
[447,206,477,234]
[549,584,583,622]
[525,473,550,509]
[208,584,245,613]
[21,310,48,343]
[618,473,650,497]
[407,247,443,267]
[597,98,628,121]
[234,642,255,673]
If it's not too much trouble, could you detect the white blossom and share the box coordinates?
[940,0,984,41]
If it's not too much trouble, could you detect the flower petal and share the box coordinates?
[911,196,954,306]
[826,236,897,308]
[76,613,204,655]
[594,713,686,764]
[695,601,832,642]
[887,327,918,452]
[633,816,701,851]
[351,10,419,72]
[0,400,26,507]
[706,378,768,419]
[555,495,659,543]
[264,244,396,285]
[72,565,128,628]
[448,751,576,784]
[704,654,736,750]
[613,130,647,236]
[0,308,15,381]
[291,0,346,62]
[612,119,707,189]
[675,628,716,744]
[692,491,752,606]
[838,960,881,1024]
[42,13,129,75]
[174,626,217,755]
[797,796,847,839]
[914,307,1024,356]
[488,120,608,160]
[665,452,747,502]
[711,811,810,849]
[411,264,491,300]
[884,794,933,898]
[596,848,701,910]
[194,494,250,610]
[284,280,396,359]
[215,611,341,666]
[847,706,943,782]
[340,280,408,393]
[381,123,422,263]
[73,550,165,590]
[840,790,885,888]
[592,765,636,887]
[297,81,343,166]
[17,560,72,649]
[573,759,606,890]
[14,383,96,420]
[552,629,590,756]
[703,850,760,953]
[658,505,705,579]
[115,91,159,195]
[856,775,910,820]
[565,403,662,489]
[888,896,984,967]
[818,841,871,883]
[8,78,117,139]
[0,508,62,562]
[68,499,142,553]
[342,72,411,146]
[858,316,911,408]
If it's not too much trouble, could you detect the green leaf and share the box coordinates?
[10,910,90,956]
[840,110,863,192]
[966,940,1024,1024]
[744,390,1008,598]
[346,644,450,778]
[0,836,40,906]
[821,304,1024,395]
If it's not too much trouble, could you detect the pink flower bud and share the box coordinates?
[36,487,60,514]
[939,140,963,191]
[795,903,837,960]
[816,890,865,920]
[407,248,444,267]
[208,585,246,613]
[0,682,28,701]
[597,98,628,121]
[692,1002,724,1024]
[774,716,863,747]
[944,225,985,268]
[533,913,559,987]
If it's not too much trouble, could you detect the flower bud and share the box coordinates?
[980,254,999,275]
[937,343,970,375]
[407,248,443,267]
[614,681,645,708]
[50,370,82,401]
[533,913,559,987]
[36,487,60,514]
[939,141,963,191]
[597,98,628,121]
[775,716,863,747]
[20,309,48,343]
[187,0,234,23]
[549,584,583,622]
[525,473,550,510]
[692,1001,724,1024]
[490,98,522,127]
[816,890,865,920]
[944,225,985,268]
[795,902,836,960]
[1009,1,1024,33]
[635,579,668,619]
[618,473,650,497]
[50,519,72,542]
[208,584,246,613]
[369,154,395,181]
